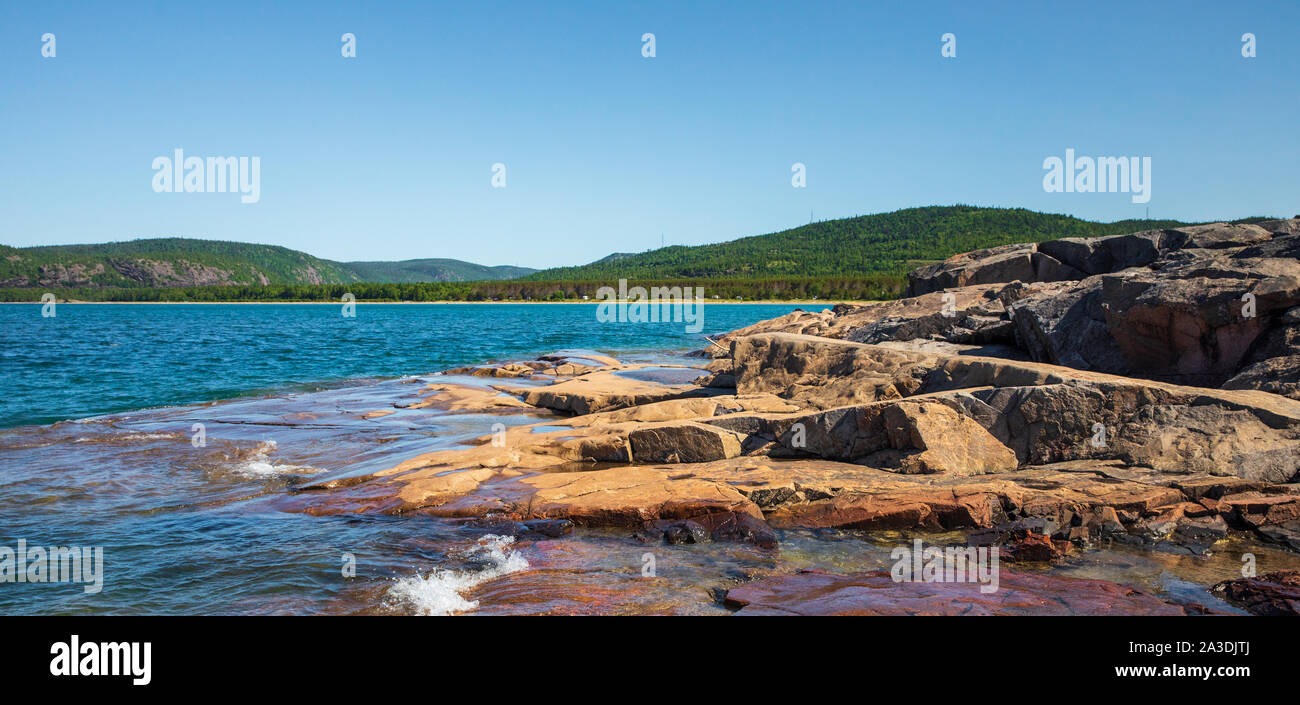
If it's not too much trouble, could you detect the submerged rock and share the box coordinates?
[1210,570,1300,616]
[724,569,1195,615]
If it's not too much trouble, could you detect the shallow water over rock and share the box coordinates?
[3,363,1295,616]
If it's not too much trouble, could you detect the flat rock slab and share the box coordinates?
[724,569,1193,615]
[502,369,722,415]
[565,394,800,426]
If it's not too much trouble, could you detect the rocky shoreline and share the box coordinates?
[288,218,1300,616]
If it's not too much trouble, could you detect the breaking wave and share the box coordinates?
[229,440,319,478]
[386,535,529,616]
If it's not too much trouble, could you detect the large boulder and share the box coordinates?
[1099,257,1300,385]
[1007,278,1129,373]
[841,285,1017,346]
[1006,254,1300,386]
[906,244,1083,297]
[708,399,1017,475]
[722,333,1300,482]
[1035,223,1273,277]
[1037,228,1186,276]
[969,381,1300,481]
[627,422,744,463]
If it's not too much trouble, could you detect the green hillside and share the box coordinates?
[0,238,533,288]
[0,238,360,289]
[525,205,1197,281]
[342,258,536,283]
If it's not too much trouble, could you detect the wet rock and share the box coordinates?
[1210,570,1300,616]
[521,518,575,538]
[636,511,778,548]
[292,369,1300,561]
[968,519,1071,562]
[468,517,575,539]
[724,569,1194,615]
[694,511,779,549]
[1000,533,1071,562]
[1173,514,1229,546]
[968,516,1058,544]
[1257,521,1300,551]
[637,519,710,545]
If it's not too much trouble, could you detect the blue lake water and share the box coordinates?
[0,301,850,615]
[0,302,823,429]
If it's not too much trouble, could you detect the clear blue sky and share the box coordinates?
[2,0,1296,267]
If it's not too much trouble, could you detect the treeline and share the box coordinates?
[0,275,905,303]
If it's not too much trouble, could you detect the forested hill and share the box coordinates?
[0,238,535,288]
[524,206,1199,281]
[341,259,535,283]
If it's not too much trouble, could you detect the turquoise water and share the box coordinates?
[0,303,821,429]
[0,301,841,615]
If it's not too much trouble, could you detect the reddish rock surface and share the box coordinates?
[724,569,1194,615]
[1210,570,1300,616]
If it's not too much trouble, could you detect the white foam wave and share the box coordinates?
[230,440,318,477]
[386,535,529,616]
[121,432,176,441]
[73,431,176,444]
